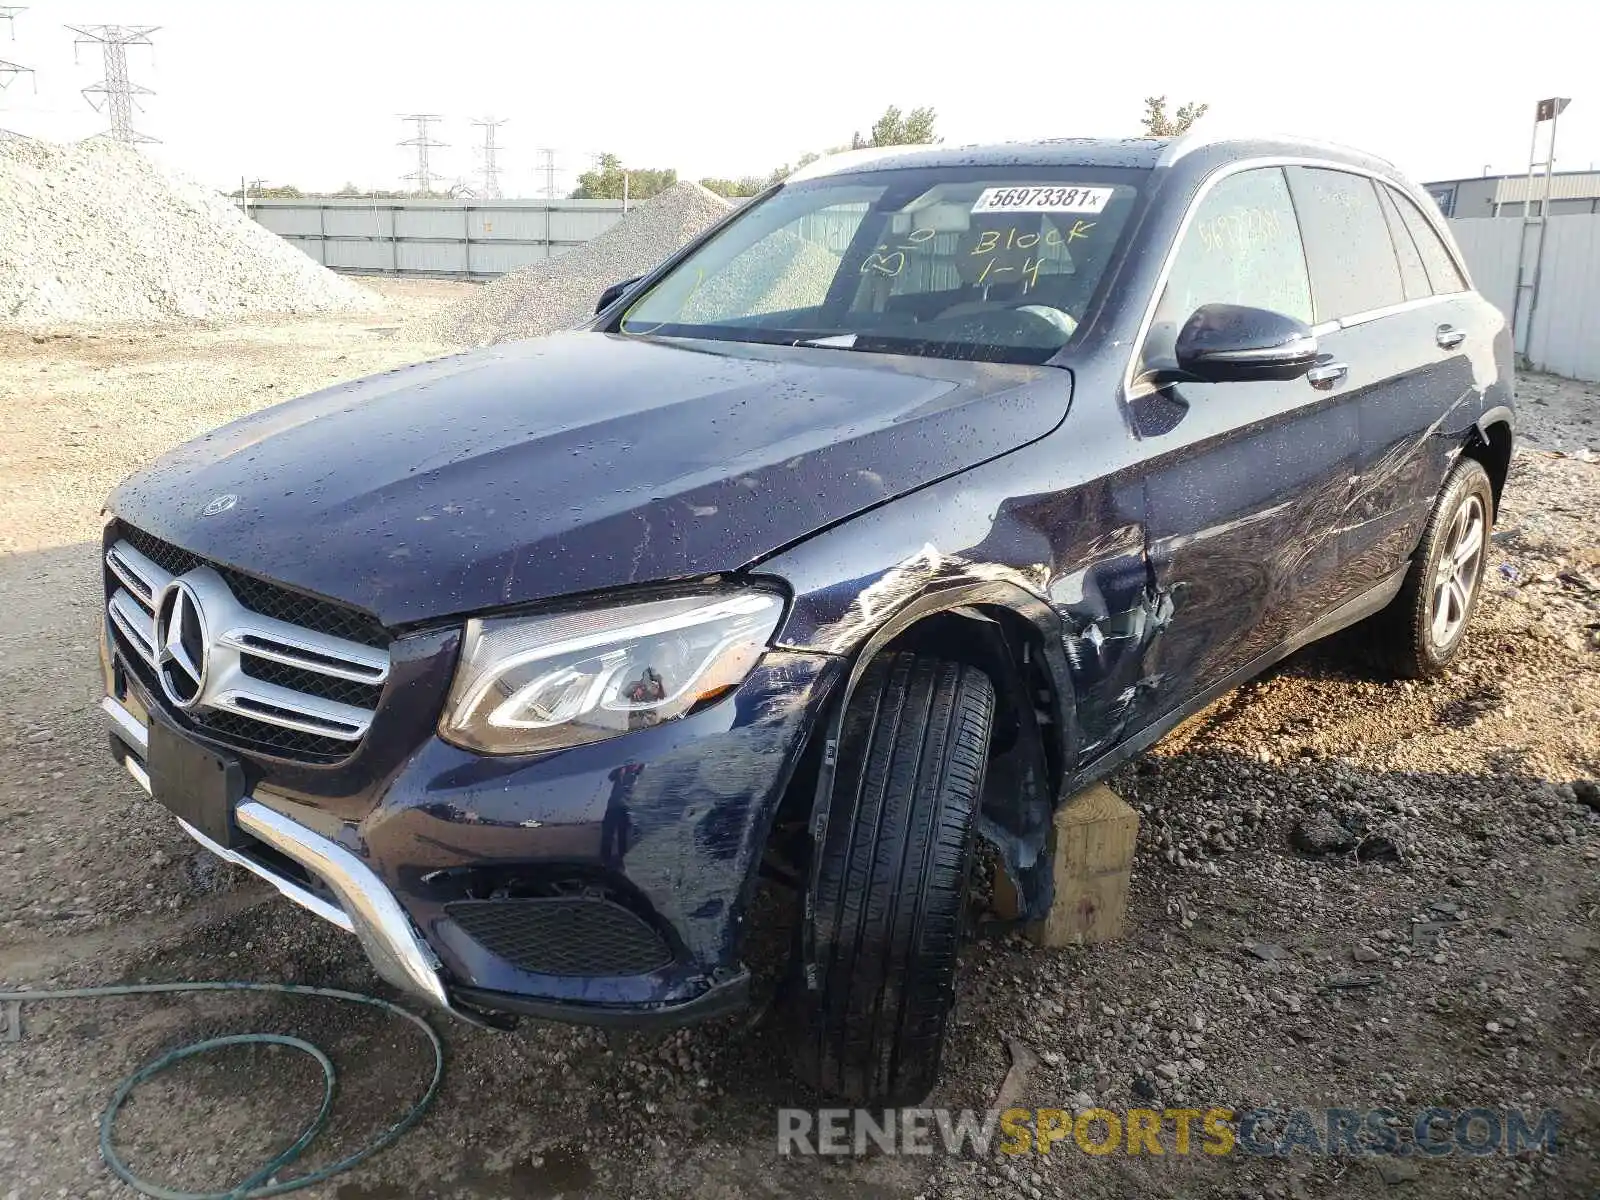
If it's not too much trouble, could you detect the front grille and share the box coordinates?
[446,897,675,977]
[239,656,385,709]
[104,526,392,764]
[224,571,389,649]
[115,524,388,648]
[190,709,357,761]
[116,524,201,577]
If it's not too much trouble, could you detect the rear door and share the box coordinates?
[1286,167,1483,595]
[1128,165,1360,724]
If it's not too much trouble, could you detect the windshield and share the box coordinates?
[618,166,1145,364]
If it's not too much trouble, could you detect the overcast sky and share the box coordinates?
[2,0,1597,196]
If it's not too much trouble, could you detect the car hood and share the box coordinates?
[110,332,1068,628]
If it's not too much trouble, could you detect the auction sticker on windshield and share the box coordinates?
[973,186,1113,214]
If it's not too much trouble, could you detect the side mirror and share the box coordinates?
[1173,303,1318,383]
[595,275,644,315]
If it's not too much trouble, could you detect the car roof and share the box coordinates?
[788,132,1399,183]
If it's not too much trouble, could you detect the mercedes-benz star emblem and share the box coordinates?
[201,493,238,517]
[154,580,208,708]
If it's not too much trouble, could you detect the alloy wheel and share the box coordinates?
[1429,493,1485,649]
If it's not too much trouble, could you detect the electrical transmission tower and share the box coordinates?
[1,6,37,133]
[398,113,446,194]
[66,24,160,145]
[536,148,558,198]
[471,116,507,199]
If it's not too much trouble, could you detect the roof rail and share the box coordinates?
[1157,128,1396,170]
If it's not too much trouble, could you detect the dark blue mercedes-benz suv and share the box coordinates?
[100,133,1512,1105]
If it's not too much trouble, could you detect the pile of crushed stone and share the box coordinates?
[0,138,378,326]
[419,180,733,346]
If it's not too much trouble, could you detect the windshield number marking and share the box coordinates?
[973,186,1112,214]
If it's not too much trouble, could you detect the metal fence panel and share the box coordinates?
[320,207,396,239]
[244,197,628,280]
[467,241,553,275]
[1528,216,1600,382]
[1448,214,1600,382]
[396,239,469,275]
[395,206,471,241]
[1448,218,1519,318]
[322,239,396,272]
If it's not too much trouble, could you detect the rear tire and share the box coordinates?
[787,651,994,1106]
[1369,457,1494,679]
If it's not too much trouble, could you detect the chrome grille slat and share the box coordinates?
[108,590,157,663]
[220,625,389,684]
[210,685,372,740]
[106,542,170,607]
[104,537,391,754]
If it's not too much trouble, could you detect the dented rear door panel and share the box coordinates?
[1337,296,1493,590]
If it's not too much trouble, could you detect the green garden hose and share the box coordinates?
[0,980,442,1199]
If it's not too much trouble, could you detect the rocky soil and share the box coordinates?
[0,303,1594,1198]
[1516,371,1600,458]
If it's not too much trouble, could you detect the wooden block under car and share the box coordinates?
[992,782,1139,947]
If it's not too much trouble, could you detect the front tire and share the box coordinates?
[787,651,994,1106]
[1371,457,1494,679]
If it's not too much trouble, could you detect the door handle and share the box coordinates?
[1436,325,1467,350]
[1306,362,1349,389]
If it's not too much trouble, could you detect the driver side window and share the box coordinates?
[1140,167,1312,372]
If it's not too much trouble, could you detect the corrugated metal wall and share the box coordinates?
[1450,214,1600,382]
[246,198,629,279]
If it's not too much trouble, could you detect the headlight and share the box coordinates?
[440,590,785,755]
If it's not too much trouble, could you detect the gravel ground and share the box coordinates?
[0,139,378,327]
[416,181,731,347]
[1516,371,1599,457]
[0,298,1595,1199]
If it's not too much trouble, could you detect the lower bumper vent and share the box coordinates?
[446,897,673,977]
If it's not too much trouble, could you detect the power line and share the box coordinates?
[470,116,507,199]
[66,23,160,145]
[398,113,446,195]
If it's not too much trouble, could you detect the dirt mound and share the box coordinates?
[418,180,733,346]
[0,138,379,326]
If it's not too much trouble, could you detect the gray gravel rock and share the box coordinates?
[418,181,733,346]
[0,139,378,325]
[1573,778,1600,810]
[1291,806,1358,855]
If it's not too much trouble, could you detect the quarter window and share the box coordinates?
[1290,168,1405,320]
[1386,184,1468,294]
[1141,167,1312,371]
[1377,185,1431,302]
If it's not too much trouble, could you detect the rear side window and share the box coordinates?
[1376,185,1431,301]
[1386,184,1468,294]
[1289,168,1404,320]
[1141,166,1312,369]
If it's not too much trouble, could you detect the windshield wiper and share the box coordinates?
[794,333,858,349]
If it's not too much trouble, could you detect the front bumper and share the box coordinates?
[105,695,453,1012]
[103,636,842,1027]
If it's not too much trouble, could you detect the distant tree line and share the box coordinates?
[232,101,1205,206]
[577,104,940,202]
[229,182,455,200]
